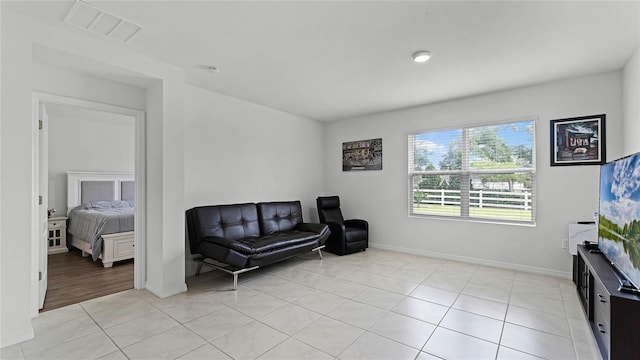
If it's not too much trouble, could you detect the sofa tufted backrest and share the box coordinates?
[257,201,303,235]
[186,203,260,253]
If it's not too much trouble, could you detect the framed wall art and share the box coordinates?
[342,138,382,171]
[550,114,606,166]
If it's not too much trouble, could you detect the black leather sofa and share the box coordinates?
[186,201,330,289]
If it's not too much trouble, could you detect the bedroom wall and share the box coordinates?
[47,110,135,216]
[623,46,640,155]
[323,71,623,278]
[1,9,186,347]
[33,61,140,216]
[183,85,325,276]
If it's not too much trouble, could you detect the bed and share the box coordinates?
[66,172,135,268]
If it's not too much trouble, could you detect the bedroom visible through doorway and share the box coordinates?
[33,94,146,314]
[43,103,135,312]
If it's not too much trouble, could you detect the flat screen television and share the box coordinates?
[598,152,640,291]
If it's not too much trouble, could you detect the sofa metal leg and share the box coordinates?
[226,266,259,291]
[312,245,325,260]
[193,257,258,290]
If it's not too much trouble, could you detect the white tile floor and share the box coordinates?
[1,248,603,360]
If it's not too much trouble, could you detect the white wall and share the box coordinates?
[1,9,186,347]
[32,61,146,111]
[1,7,36,348]
[324,72,624,277]
[183,85,325,275]
[623,46,640,155]
[144,77,187,298]
[47,110,135,215]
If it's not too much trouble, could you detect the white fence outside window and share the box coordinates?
[414,189,532,210]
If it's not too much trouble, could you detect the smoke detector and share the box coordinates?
[63,0,142,42]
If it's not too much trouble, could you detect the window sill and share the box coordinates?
[408,213,536,227]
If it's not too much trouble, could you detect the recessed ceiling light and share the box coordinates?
[412,51,432,63]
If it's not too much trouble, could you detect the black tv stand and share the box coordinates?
[574,245,640,360]
[617,278,640,294]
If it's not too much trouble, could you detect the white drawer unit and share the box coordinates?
[47,216,69,254]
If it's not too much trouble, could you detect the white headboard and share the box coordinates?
[67,171,134,215]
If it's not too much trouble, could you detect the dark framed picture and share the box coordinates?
[550,114,606,166]
[342,138,382,171]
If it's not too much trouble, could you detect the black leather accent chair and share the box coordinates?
[316,196,368,255]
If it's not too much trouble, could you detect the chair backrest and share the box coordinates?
[316,196,345,225]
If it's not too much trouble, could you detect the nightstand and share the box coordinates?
[48,216,68,254]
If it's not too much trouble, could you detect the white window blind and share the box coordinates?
[408,119,536,224]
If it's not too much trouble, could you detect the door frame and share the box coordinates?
[37,102,49,310]
[31,92,147,316]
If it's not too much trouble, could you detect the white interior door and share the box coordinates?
[38,103,49,309]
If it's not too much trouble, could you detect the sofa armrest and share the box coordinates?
[201,236,236,248]
[345,219,368,231]
[296,222,331,244]
[323,222,345,237]
[296,222,327,234]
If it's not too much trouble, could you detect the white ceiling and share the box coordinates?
[4,1,640,121]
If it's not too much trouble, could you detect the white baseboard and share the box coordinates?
[369,242,572,280]
[0,326,34,349]
[145,281,188,299]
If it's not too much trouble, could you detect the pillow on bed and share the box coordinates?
[83,201,108,209]
[83,200,132,209]
[110,200,131,208]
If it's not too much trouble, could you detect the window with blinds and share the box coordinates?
[408,119,536,224]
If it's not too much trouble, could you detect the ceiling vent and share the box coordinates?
[63,0,142,42]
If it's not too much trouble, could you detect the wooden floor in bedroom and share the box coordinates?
[41,248,134,312]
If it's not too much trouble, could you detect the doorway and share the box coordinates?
[32,93,146,315]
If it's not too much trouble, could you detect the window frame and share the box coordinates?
[408,118,536,226]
